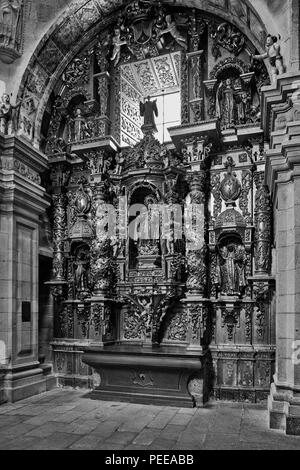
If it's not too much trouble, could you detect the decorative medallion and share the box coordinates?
[220,157,241,203]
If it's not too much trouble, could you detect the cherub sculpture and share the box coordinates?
[158,14,187,50]
[251,34,284,83]
[110,28,128,66]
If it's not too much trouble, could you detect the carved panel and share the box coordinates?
[123,306,143,341]
[166,311,188,342]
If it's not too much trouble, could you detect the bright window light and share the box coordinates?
[153,91,181,143]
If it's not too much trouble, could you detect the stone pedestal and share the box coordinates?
[0,135,55,402]
[263,73,300,434]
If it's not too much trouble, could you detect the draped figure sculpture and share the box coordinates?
[216,243,247,296]
[216,78,236,129]
[0,0,22,48]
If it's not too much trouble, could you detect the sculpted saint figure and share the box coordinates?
[158,14,187,50]
[217,245,237,296]
[0,0,22,47]
[114,151,125,175]
[252,35,284,83]
[216,243,247,296]
[0,93,21,134]
[70,108,90,141]
[216,78,235,129]
[139,96,158,133]
[74,251,89,294]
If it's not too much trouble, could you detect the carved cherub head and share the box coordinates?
[114,28,121,38]
[165,14,172,25]
[266,34,277,47]
[2,94,10,104]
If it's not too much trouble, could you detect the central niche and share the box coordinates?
[120,52,182,146]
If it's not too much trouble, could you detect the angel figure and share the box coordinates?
[140,96,158,133]
[110,28,127,67]
[158,14,187,50]
[252,34,284,83]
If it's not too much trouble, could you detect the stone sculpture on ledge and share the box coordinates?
[252,34,284,83]
[0,93,21,134]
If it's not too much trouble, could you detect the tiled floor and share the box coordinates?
[0,389,299,450]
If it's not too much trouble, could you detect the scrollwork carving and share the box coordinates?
[210,22,245,60]
[63,51,91,89]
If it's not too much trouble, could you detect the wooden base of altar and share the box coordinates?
[82,344,206,408]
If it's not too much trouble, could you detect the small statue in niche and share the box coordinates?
[235,90,249,125]
[235,245,247,293]
[114,151,125,175]
[110,28,128,66]
[69,108,91,142]
[139,96,158,133]
[251,34,284,83]
[216,243,247,296]
[0,0,22,47]
[111,234,123,258]
[74,249,90,297]
[0,93,21,134]
[161,147,170,168]
[158,14,187,50]
[164,219,180,256]
[216,78,235,129]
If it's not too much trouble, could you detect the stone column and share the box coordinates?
[263,72,300,435]
[0,135,53,402]
[46,160,70,302]
[184,170,209,352]
[253,171,272,275]
[89,178,116,345]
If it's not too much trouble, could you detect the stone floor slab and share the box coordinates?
[0,389,299,450]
